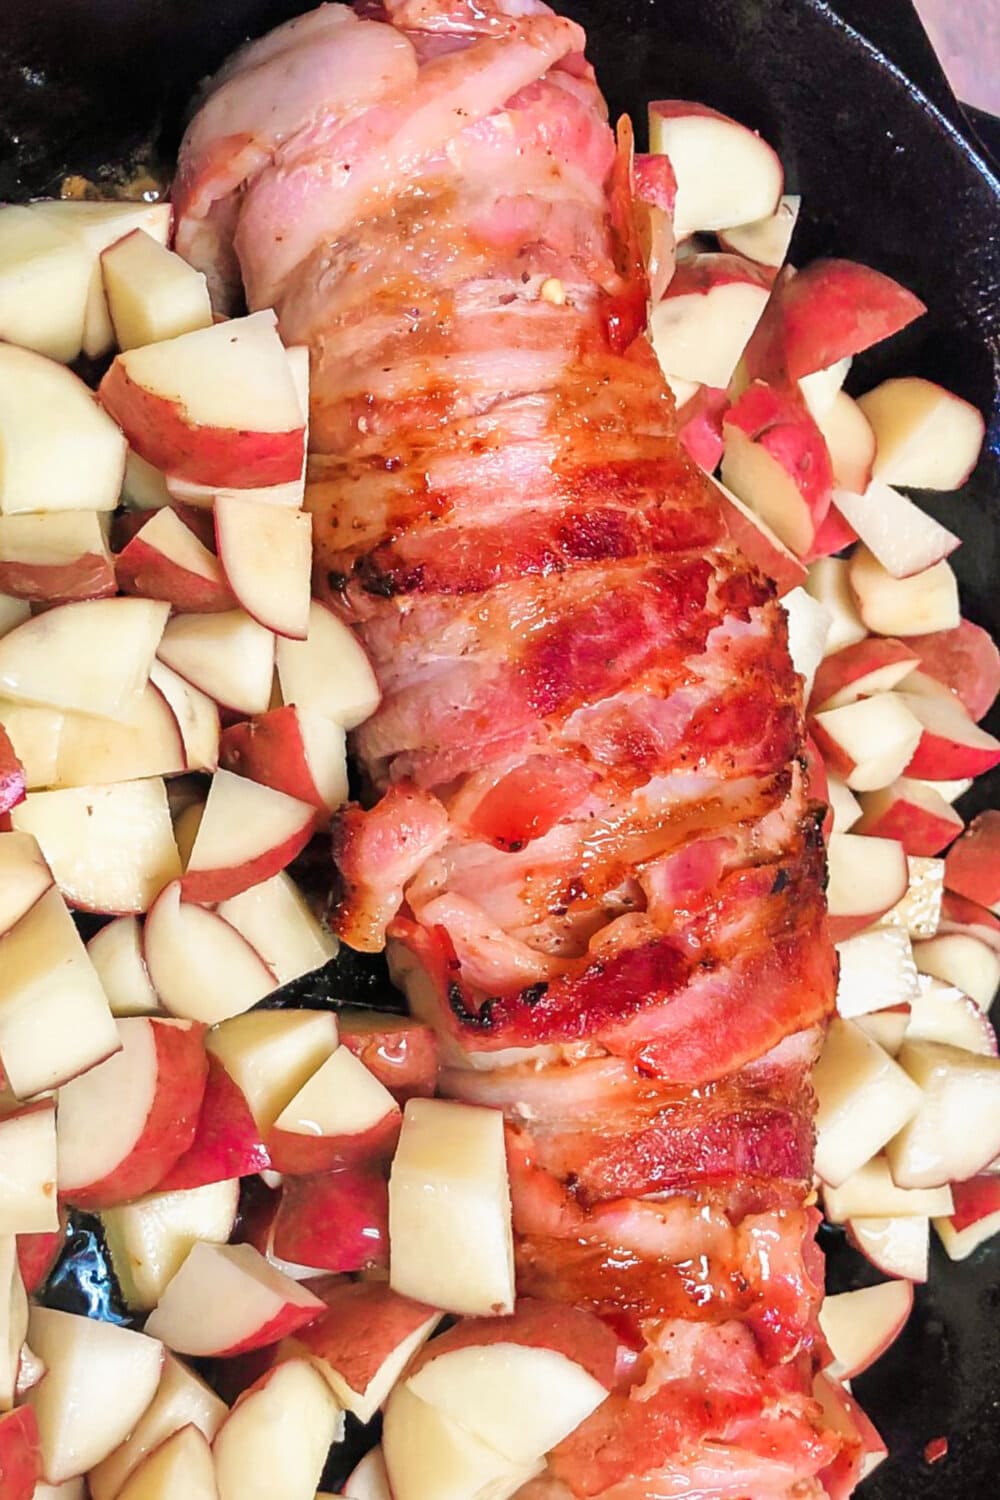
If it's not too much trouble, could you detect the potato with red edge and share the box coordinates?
[271,1166,389,1274]
[887,1040,1000,1188]
[832,479,959,581]
[825,831,910,940]
[143,880,277,1026]
[180,768,316,904]
[0,512,115,603]
[854,779,963,857]
[338,1009,439,1104]
[945,812,1000,916]
[710,480,807,597]
[16,1220,65,1297]
[818,1281,914,1381]
[938,890,1000,951]
[155,1055,270,1193]
[813,1019,922,1188]
[810,693,922,792]
[647,101,783,235]
[284,1279,441,1424]
[857,376,985,489]
[721,381,833,556]
[102,1178,241,1312]
[55,1017,207,1212]
[810,636,919,712]
[402,1300,617,1468]
[718,194,800,269]
[212,1358,342,1500]
[675,386,729,472]
[98,311,305,488]
[742,259,926,385]
[848,547,959,638]
[220,705,348,814]
[898,690,1000,781]
[0,1101,59,1236]
[143,1242,324,1358]
[906,619,1000,723]
[934,1176,1000,1260]
[816,390,877,495]
[0,1406,41,1500]
[116,507,235,613]
[650,254,772,388]
[802,503,859,564]
[268,1046,401,1174]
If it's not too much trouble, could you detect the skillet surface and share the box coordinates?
[1,1,998,1493]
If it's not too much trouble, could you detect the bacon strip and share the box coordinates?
[177,2,859,1493]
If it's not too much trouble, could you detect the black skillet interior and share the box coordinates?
[2,1,999,1495]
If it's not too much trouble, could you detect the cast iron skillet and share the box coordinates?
[2,2,998,1494]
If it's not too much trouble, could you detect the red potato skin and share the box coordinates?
[155,1054,271,1192]
[802,504,859,563]
[404,1297,622,1391]
[809,637,919,711]
[725,381,834,541]
[676,386,729,472]
[271,1167,389,1274]
[855,789,963,857]
[938,891,1000,953]
[904,722,1000,781]
[743,259,926,384]
[0,1406,41,1500]
[711,484,807,597]
[220,707,327,811]
[287,1279,438,1394]
[908,620,1000,723]
[98,361,305,488]
[661,252,774,300]
[632,152,676,214]
[16,1207,67,1294]
[0,554,116,604]
[945,811,1000,911]
[806,717,855,782]
[267,1102,401,1176]
[213,1300,325,1359]
[0,726,25,816]
[948,1174,1000,1233]
[59,1019,209,1211]
[116,533,236,614]
[337,1011,439,1103]
[180,812,317,904]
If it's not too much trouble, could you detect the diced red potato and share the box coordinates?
[143,1241,324,1358]
[98,311,305,488]
[853,778,963,857]
[718,194,800,268]
[855,1006,911,1057]
[632,152,677,214]
[897,689,1000,780]
[742,258,926,384]
[818,1280,914,1380]
[337,1010,439,1104]
[647,101,783,235]
[905,975,998,1056]
[822,1155,953,1222]
[115,507,235,613]
[26,1306,164,1483]
[848,547,960,637]
[0,205,92,363]
[156,610,276,717]
[0,829,52,936]
[214,496,312,641]
[217,872,336,988]
[827,775,862,833]
[147,660,220,774]
[381,1383,539,1500]
[211,1358,343,1500]
[802,502,860,564]
[886,1040,1000,1188]
[122,451,173,511]
[270,1166,389,1274]
[816,390,878,495]
[879,854,945,941]
[798,355,851,422]
[813,1018,922,1187]
[832,480,959,580]
[344,1447,392,1500]
[847,1216,929,1282]
[0,511,115,603]
[809,636,918,711]
[267,1045,401,1174]
[112,1423,217,1500]
[906,619,1000,722]
[710,479,807,596]
[912,933,1000,1012]
[857,377,985,489]
[938,890,1000,952]
[143,879,277,1024]
[720,381,833,555]
[180,768,316,904]
[0,721,27,816]
[649,254,772,387]
[945,812,1000,914]
[220,705,348,816]
[154,1055,271,1194]
[810,694,923,792]
[804,557,867,654]
[100,229,213,351]
[275,601,381,732]
[102,1177,241,1312]
[50,684,186,789]
[934,1176,1000,1260]
[782,586,831,699]
[204,1008,339,1135]
[674,385,729,471]
[54,1016,207,1212]
[0,1100,59,1236]
[835,926,917,1019]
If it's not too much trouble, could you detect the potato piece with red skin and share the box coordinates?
[337,1010,439,1104]
[855,779,963,858]
[271,1168,389,1275]
[743,259,925,385]
[906,620,1000,723]
[116,507,235,613]
[945,812,1000,915]
[405,1298,621,1393]
[0,1406,41,1500]
[155,1055,271,1193]
[810,636,918,712]
[721,381,833,556]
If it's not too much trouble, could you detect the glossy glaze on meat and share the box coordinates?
[175,2,863,1492]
